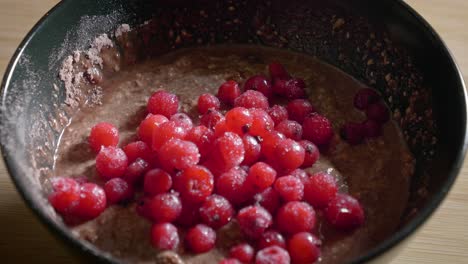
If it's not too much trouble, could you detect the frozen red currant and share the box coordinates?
[198,93,221,114]
[249,108,275,138]
[122,158,150,185]
[273,79,306,99]
[186,125,215,159]
[253,187,281,215]
[200,109,224,129]
[138,114,169,145]
[225,107,253,135]
[73,183,107,220]
[149,193,182,223]
[304,172,338,209]
[230,243,255,263]
[267,105,288,125]
[275,120,303,141]
[260,131,286,161]
[303,113,334,146]
[170,113,193,131]
[123,141,152,163]
[246,162,277,192]
[136,196,153,220]
[299,140,320,168]
[255,246,290,264]
[288,232,321,264]
[199,194,234,229]
[216,167,249,206]
[325,193,365,230]
[158,139,200,172]
[48,177,80,215]
[237,205,272,239]
[276,201,316,235]
[366,102,390,124]
[96,146,128,180]
[88,122,119,153]
[274,176,304,202]
[174,165,214,203]
[151,222,180,250]
[241,135,261,166]
[218,80,241,105]
[219,259,242,264]
[147,90,179,118]
[152,121,188,150]
[185,224,216,253]
[213,119,228,138]
[268,62,290,80]
[104,178,134,204]
[210,132,245,170]
[362,119,382,138]
[274,139,305,172]
[244,75,273,98]
[340,122,365,145]
[144,169,172,196]
[235,90,269,110]
[354,88,380,110]
[290,168,309,183]
[287,99,315,124]
[257,230,286,249]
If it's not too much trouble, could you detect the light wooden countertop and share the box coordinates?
[1,0,467,263]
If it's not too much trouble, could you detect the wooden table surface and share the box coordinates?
[1,0,467,263]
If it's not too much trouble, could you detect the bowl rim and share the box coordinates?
[1,0,467,263]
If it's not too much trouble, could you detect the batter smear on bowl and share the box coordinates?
[50,43,414,263]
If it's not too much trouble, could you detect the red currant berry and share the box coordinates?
[170,113,193,131]
[218,80,241,105]
[200,109,224,129]
[275,120,303,141]
[174,165,214,203]
[216,167,249,206]
[246,162,277,192]
[290,168,309,183]
[96,146,128,180]
[152,121,188,150]
[210,132,245,170]
[158,139,200,172]
[186,125,215,159]
[241,135,261,166]
[287,99,315,124]
[147,90,179,118]
[235,90,269,110]
[299,140,320,167]
[302,113,334,146]
[151,222,179,250]
[88,122,119,153]
[199,194,234,229]
[175,201,201,227]
[304,172,338,209]
[213,119,228,138]
[244,75,273,98]
[185,224,216,253]
[274,176,304,201]
[288,232,321,263]
[219,259,242,264]
[73,183,107,220]
[123,141,152,163]
[249,108,275,138]
[354,88,380,110]
[268,105,288,125]
[260,131,286,161]
[274,139,305,172]
[104,178,134,204]
[268,62,290,80]
[198,93,221,114]
[253,187,281,215]
[138,114,168,145]
[324,193,365,230]
[144,169,172,196]
[225,107,253,135]
[122,158,150,185]
[255,246,290,264]
[230,243,255,263]
[276,201,316,235]
[237,205,272,239]
[48,177,80,214]
[149,193,182,223]
[366,102,390,124]
[257,230,286,249]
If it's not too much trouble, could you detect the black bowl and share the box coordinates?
[1,0,466,263]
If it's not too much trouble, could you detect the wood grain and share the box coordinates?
[0,0,467,262]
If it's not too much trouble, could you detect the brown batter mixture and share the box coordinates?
[54,45,414,263]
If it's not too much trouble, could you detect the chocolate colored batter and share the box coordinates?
[54,45,414,263]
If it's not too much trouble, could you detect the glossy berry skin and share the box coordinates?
[255,246,290,264]
[275,120,303,141]
[158,139,200,172]
[366,102,390,124]
[249,108,275,138]
[273,78,306,100]
[95,147,128,180]
[362,119,382,138]
[260,131,286,161]
[225,107,253,135]
[253,187,281,215]
[152,121,188,150]
[267,105,288,125]
[170,113,193,131]
[218,80,241,105]
[123,141,152,163]
[200,109,224,129]
[234,90,269,110]
[237,205,272,239]
[340,122,365,145]
[186,125,215,159]
[274,139,305,172]
[210,132,245,171]
[274,176,304,202]
[138,114,169,145]
[288,232,321,264]
[325,193,365,230]
[276,201,316,235]
[213,119,228,138]
[149,193,182,223]
[48,177,80,214]
[73,183,107,220]
[241,135,261,166]
[174,165,214,203]
[268,62,290,80]
[304,172,338,209]
[257,230,286,249]
[150,223,180,250]
[147,90,179,118]
[287,99,315,124]
[88,122,119,153]
[185,224,217,253]
[229,243,255,263]
[354,88,380,110]
[299,140,320,167]
[199,195,234,229]
[216,167,249,206]
[122,158,150,185]
[247,162,277,192]
[219,259,242,264]
[302,113,334,146]
[144,169,172,196]
[244,75,273,98]
[104,178,134,204]
[198,93,221,114]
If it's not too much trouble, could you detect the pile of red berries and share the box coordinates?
[49,62,365,264]
[340,88,390,145]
